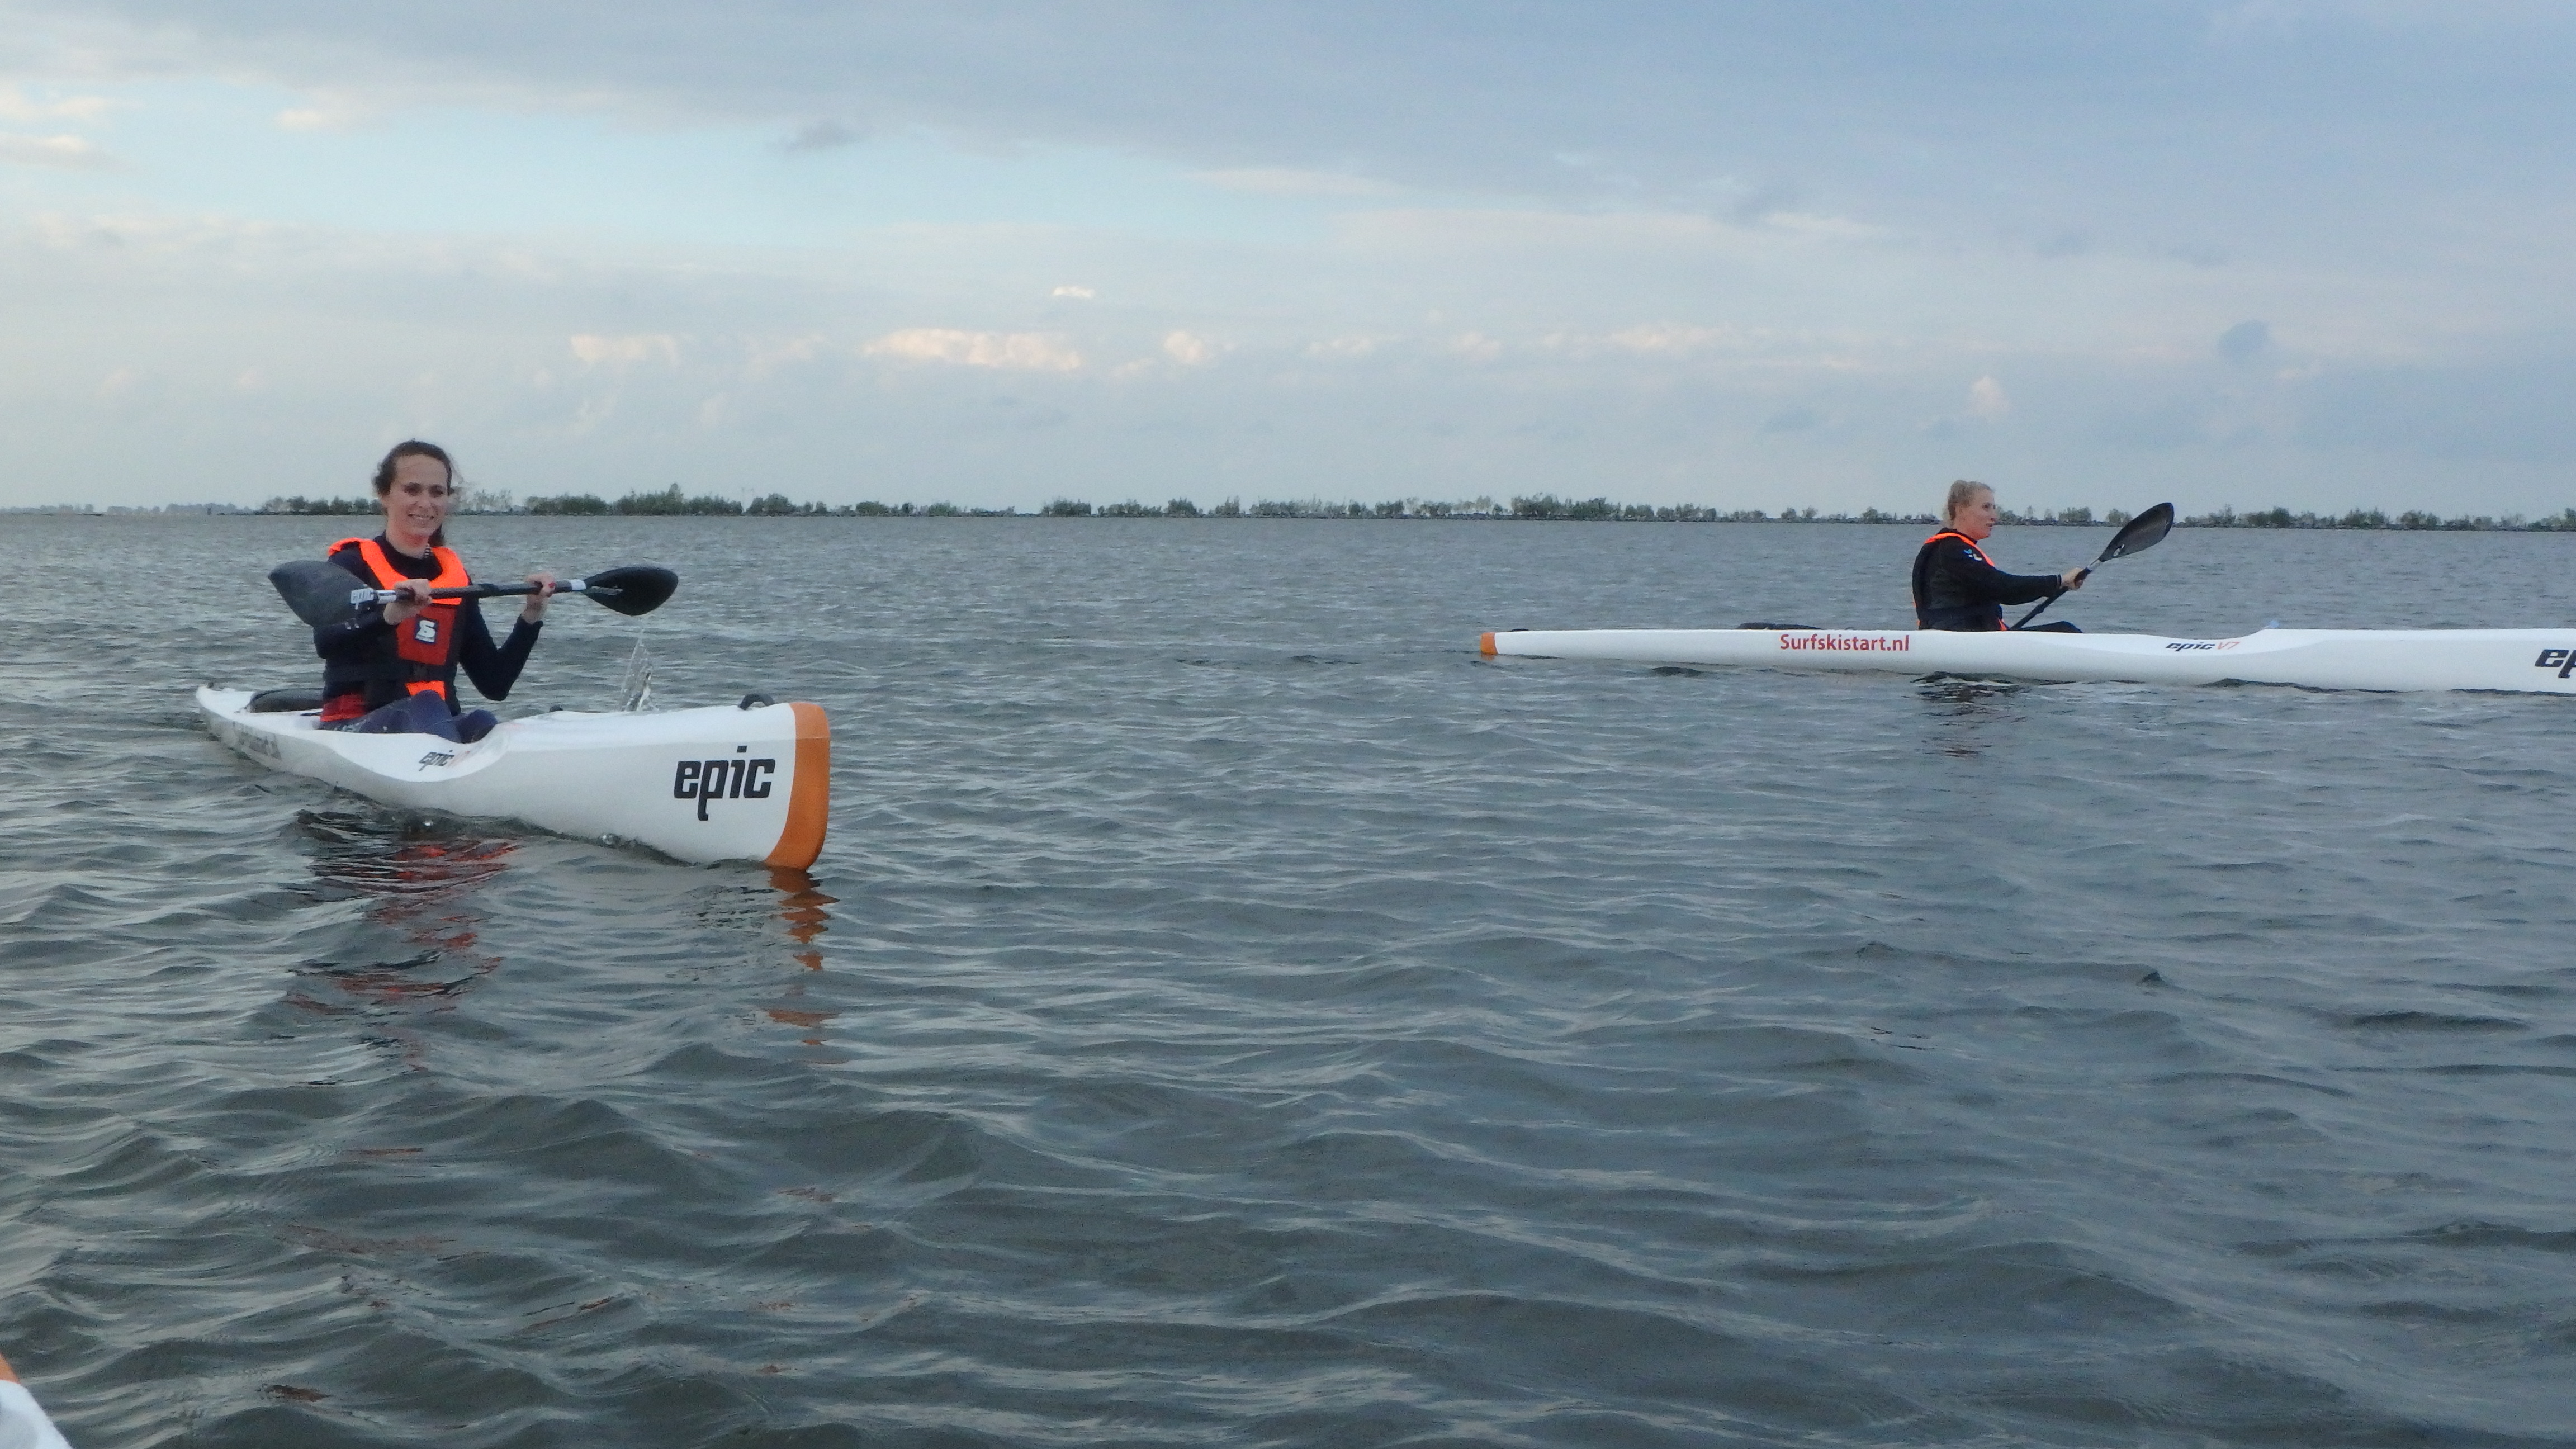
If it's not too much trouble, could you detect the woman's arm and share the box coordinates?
[1939,543,2065,608]
[454,599,542,701]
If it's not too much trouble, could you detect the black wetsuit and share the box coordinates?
[315,537,542,714]
[1911,531,2067,631]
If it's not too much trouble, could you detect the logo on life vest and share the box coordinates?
[674,749,778,821]
[413,618,438,645]
[2533,648,2576,680]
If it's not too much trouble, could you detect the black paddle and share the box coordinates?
[268,560,679,628]
[2012,502,2174,629]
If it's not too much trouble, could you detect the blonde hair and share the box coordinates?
[1943,479,1991,524]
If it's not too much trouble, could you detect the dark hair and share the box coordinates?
[372,439,459,546]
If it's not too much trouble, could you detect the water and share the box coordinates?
[5,515,2574,1447]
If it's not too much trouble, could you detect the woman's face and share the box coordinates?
[1953,489,1999,541]
[382,453,454,546]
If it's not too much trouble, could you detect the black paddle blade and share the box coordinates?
[580,565,678,617]
[2097,501,2175,564]
[269,559,366,628]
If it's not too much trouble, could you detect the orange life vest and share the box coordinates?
[329,536,471,703]
[1920,529,1996,567]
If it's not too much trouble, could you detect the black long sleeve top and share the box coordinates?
[315,538,542,711]
[1911,533,2064,631]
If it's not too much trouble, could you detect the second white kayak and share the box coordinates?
[200,688,832,866]
[1478,626,2576,695]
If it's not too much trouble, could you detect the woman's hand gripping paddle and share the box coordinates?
[269,561,679,627]
[2013,502,2174,629]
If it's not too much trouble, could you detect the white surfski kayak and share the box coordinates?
[1478,627,2576,695]
[198,687,831,866]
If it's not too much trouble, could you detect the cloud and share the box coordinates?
[740,334,828,378]
[272,92,382,131]
[1527,324,1813,363]
[1600,324,1735,356]
[0,132,117,169]
[1162,330,1213,365]
[2217,319,2272,363]
[1052,285,1096,299]
[1967,375,2010,418]
[865,328,1082,371]
[1193,167,1399,198]
[570,333,681,367]
[1724,176,1803,225]
[0,86,115,122]
[783,119,859,153]
[2295,352,2576,463]
[1341,206,1721,253]
[12,0,2576,262]
[2090,398,2209,450]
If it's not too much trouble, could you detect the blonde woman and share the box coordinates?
[1910,480,2085,631]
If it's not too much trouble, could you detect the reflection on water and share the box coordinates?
[289,810,513,1029]
[771,868,832,972]
[765,869,837,1045]
[1915,677,2026,757]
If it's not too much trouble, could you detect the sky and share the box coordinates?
[3,1,2573,514]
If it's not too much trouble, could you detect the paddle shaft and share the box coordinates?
[349,578,617,606]
[273,559,676,626]
[2012,569,2086,629]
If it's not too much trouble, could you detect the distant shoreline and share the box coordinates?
[12,492,2576,533]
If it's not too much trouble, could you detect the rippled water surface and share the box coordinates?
[6,515,2575,1447]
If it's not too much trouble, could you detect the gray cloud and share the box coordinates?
[16,0,2576,240]
[2295,353,2576,465]
[781,119,860,153]
[1725,176,1805,225]
[2217,319,2270,363]
[2090,398,2209,451]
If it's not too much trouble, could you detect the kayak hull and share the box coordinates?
[198,688,831,866]
[1477,627,2576,695]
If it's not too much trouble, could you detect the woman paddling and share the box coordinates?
[314,440,555,742]
[1911,480,2085,632]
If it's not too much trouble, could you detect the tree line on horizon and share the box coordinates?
[249,488,2576,532]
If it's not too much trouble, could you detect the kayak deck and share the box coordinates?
[1478,627,2576,695]
[198,688,831,866]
